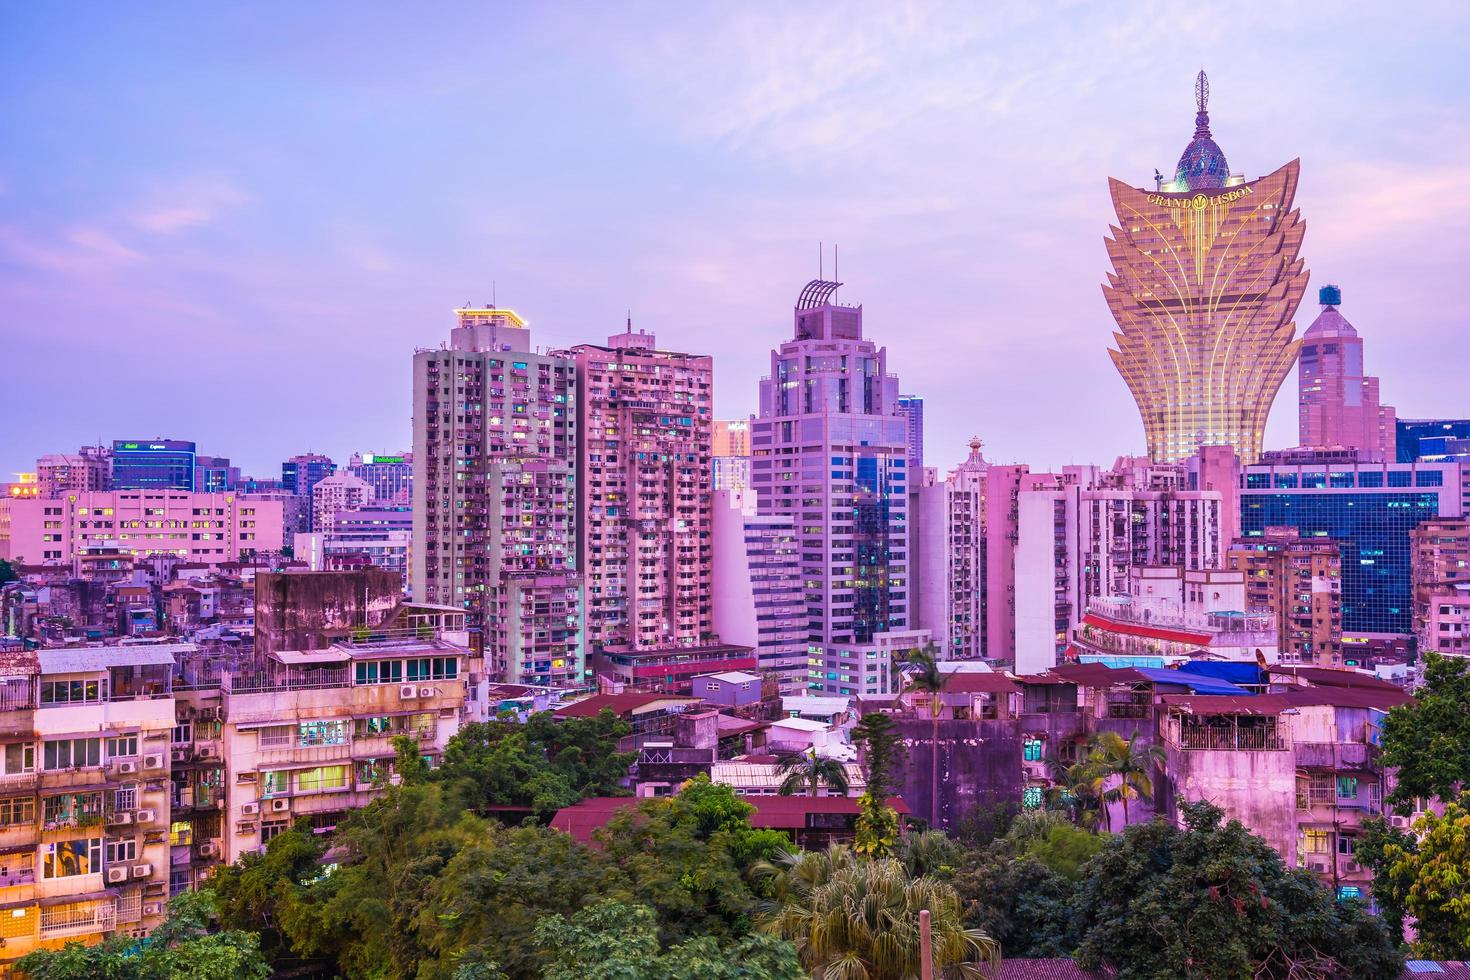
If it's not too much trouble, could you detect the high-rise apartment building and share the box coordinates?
[311,473,375,535]
[412,307,584,687]
[111,440,198,491]
[1298,286,1395,458]
[913,438,988,660]
[712,490,808,693]
[1227,527,1342,666]
[569,327,748,690]
[1103,72,1309,464]
[752,280,915,696]
[347,452,413,506]
[896,395,924,472]
[35,448,111,496]
[1240,460,1466,635]
[711,419,753,497]
[1411,518,1470,655]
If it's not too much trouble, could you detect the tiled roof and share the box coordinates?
[940,672,1020,694]
[1049,663,1150,686]
[552,693,701,718]
[981,959,1111,979]
[1268,665,1404,692]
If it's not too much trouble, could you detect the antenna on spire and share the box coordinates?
[833,244,838,288]
[819,241,823,280]
[1195,69,1209,113]
[492,280,497,308]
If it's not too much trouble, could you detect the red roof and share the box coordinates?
[940,672,1020,695]
[552,693,701,719]
[744,795,911,829]
[1268,665,1404,692]
[1049,663,1150,687]
[1082,612,1211,645]
[1161,694,1293,715]
[548,796,640,844]
[1280,687,1411,711]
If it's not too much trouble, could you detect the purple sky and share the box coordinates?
[4,3,1468,479]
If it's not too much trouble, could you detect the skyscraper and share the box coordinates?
[752,280,921,696]
[282,453,336,530]
[1298,286,1396,458]
[1103,72,1309,464]
[570,327,749,690]
[712,489,808,693]
[897,395,924,472]
[913,438,988,661]
[412,307,584,686]
[111,439,197,490]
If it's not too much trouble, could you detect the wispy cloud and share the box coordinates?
[129,176,252,234]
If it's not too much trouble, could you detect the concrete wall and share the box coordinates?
[253,568,402,655]
[895,717,1022,831]
[1165,744,1297,863]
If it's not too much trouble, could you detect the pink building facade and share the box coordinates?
[1298,286,1396,459]
[0,492,284,568]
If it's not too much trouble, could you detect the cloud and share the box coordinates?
[129,176,252,234]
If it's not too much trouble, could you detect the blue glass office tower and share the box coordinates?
[1240,461,1464,634]
[1398,419,1470,463]
[110,439,197,491]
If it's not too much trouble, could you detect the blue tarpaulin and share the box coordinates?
[1132,666,1251,695]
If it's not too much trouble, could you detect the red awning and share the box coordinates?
[1082,613,1211,646]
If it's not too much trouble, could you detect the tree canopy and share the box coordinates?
[1380,653,1470,810]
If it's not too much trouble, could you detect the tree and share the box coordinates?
[534,900,802,980]
[759,846,999,978]
[209,821,329,968]
[1375,793,1470,958]
[17,891,270,979]
[1380,652,1470,810]
[1044,753,1104,830]
[951,841,1080,959]
[852,712,907,857]
[1072,801,1402,980]
[903,645,949,827]
[1353,815,1416,944]
[0,558,16,584]
[774,748,849,797]
[1085,729,1165,830]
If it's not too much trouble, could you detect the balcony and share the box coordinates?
[40,898,116,939]
[1294,742,1378,770]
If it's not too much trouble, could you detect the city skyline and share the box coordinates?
[4,4,1469,477]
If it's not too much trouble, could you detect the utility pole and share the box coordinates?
[919,908,934,979]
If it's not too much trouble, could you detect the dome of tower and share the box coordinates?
[1174,70,1230,191]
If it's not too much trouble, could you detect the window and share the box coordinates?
[405,657,458,681]
[259,725,294,748]
[106,839,137,865]
[114,784,137,813]
[297,721,346,747]
[1021,786,1043,810]
[3,743,34,775]
[42,838,102,878]
[43,793,102,826]
[1303,830,1330,854]
[0,797,34,827]
[106,735,139,759]
[1023,737,1044,762]
[1337,835,1357,856]
[355,759,389,785]
[172,723,192,745]
[262,771,289,798]
[355,660,403,685]
[1336,775,1358,800]
[261,819,289,843]
[40,680,104,705]
[43,738,101,770]
[296,765,350,793]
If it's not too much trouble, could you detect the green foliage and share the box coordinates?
[1380,653,1470,810]
[951,841,1080,959]
[434,710,635,821]
[853,791,901,857]
[1072,801,1403,980]
[16,891,270,980]
[0,558,16,584]
[209,821,328,964]
[852,711,906,802]
[895,829,963,878]
[534,900,803,979]
[1378,793,1470,958]
[759,845,999,978]
[1354,816,1417,942]
[1017,822,1109,881]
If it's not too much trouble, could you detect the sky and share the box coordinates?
[3,2,1468,478]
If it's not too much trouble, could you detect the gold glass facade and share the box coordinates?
[1103,160,1309,464]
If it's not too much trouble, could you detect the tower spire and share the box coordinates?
[1193,69,1212,138]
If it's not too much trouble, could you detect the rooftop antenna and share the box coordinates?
[833,244,838,298]
[818,241,823,281]
[492,281,497,309]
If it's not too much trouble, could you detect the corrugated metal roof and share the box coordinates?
[38,645,185,674]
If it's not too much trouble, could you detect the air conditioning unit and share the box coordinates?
[142,754,164,771]
[241,802,260,817]
[198,745,221,761]
[106,866,129,884]
[419,686,435,698]
[400,684,419,699]
[134,808,156,824]
[171,748,189,763]
[1390,815,1411,828]
[142,902,163,917]
[110,811,133,826]
[235,821,257,835]
[131,863,153,879]
[1308,858,1329,873]
[199,842,219,858]
[117,761,139,775]
[1343,860,1362,874]
[270,798,291,813]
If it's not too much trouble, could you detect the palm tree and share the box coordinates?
[758,846,999,978]
[903,644,949,828]
[1044,752,1104,830]
[776,748,850,797]
[1087,729,1166,829]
